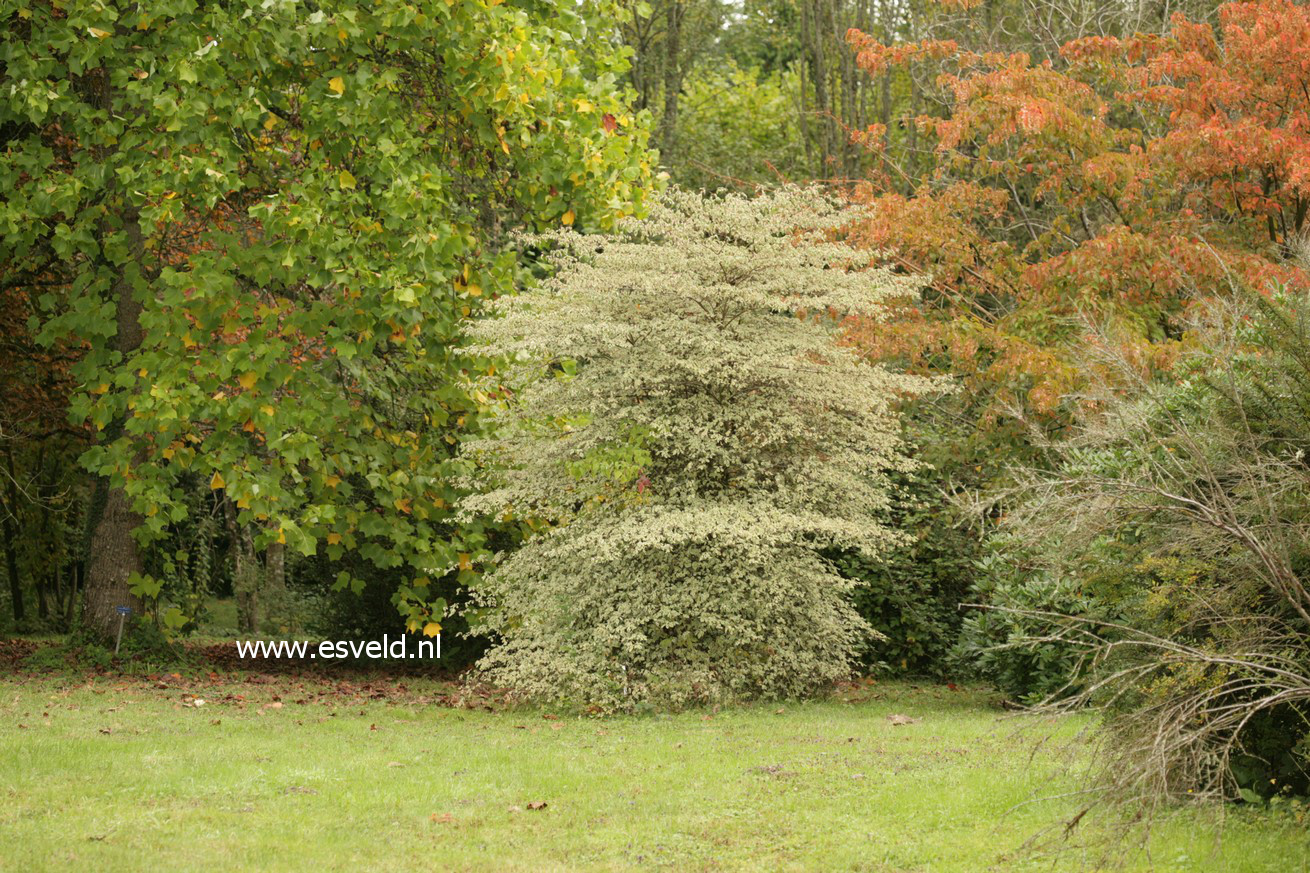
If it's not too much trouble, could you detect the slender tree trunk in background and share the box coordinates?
[32,446,50,621]
[1,442,24,623]
[65,562,81,626]
[796,54,814,169]
[908,72,919,171]
[263,539,285,632]
[1,509,23,624]
[879,66,892,182]
[35,575,48,620]
[658,0,684,165]
[223,498,260,635]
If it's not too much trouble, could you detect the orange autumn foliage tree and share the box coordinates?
[843,0,1310,437]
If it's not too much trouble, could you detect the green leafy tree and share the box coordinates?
[461,189,934,707]
[1,0,652,638]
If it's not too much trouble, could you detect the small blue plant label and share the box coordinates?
[116,606,132,616]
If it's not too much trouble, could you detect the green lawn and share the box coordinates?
[1,671,1305,872]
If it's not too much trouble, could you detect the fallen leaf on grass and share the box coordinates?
[430,813,455,824]
[886,714,920,726]
[526,801,548,811]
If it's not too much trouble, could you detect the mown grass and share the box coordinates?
[1,670,1305,872]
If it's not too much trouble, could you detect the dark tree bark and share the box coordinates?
[82,271,148,638]
[1,509,23,624]
[0,441,24,622]
[223,498,260,635]
[83,477,144,637]
[262,539,285,631]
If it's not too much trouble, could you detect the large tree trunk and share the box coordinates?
[83,482,144,638]
[81,206,147,638]
[82,269,147,637]
[80,62,149,641]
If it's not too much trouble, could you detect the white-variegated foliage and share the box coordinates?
[461,189,933,707]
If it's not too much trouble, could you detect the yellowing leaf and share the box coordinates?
[339,169,356,190]
[276,529,287,545]
[422,621,442,637]
[394,497,412,514]
[93,383,109,395]
[326,533,342,545]
[324,475,341,488]
[328,76,345,95]
[88,27,111,39]
[210,471,226,490]
[238,371,257,390]
[458,553,472,571]
[561,210,575,226]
